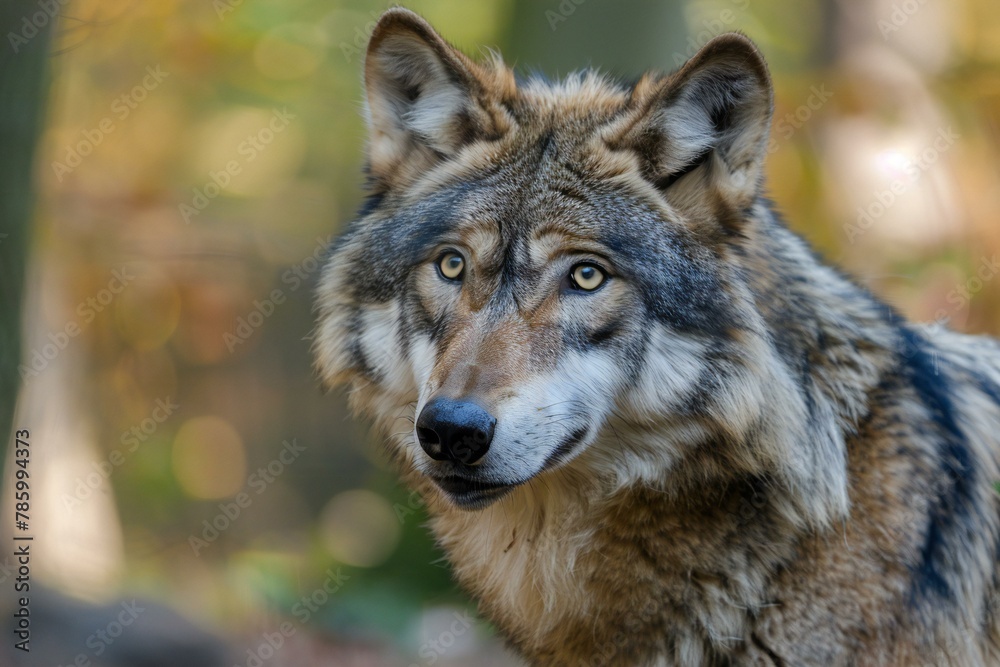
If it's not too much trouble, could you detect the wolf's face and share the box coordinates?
[315,10,828,513]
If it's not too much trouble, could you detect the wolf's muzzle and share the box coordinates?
[416,397,496,464]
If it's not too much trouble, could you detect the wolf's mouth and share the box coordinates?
[430,475,518,509]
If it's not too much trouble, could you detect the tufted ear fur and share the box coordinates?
[364,8,506,186]
[607,33,773,226]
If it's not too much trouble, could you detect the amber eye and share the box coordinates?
[437,252,465,281]
[570,263,606,291]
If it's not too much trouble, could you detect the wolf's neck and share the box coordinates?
[743,201,902,435]
[429,455,805,663]
[741,202,901,395]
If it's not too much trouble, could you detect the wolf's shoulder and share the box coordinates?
[923,325,1000,390]
[908,325,1000,464]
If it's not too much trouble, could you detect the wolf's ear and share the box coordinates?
[364,9,502,185]
[609,33,773,219]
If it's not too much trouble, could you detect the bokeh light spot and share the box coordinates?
[254,23,327,80]
[114,265,182,351]
[172,416,247,499]
[319,489,401,568]
[191,106,306,198]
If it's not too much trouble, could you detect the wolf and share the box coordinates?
[313,8,1000,666]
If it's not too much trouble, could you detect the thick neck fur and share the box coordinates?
[424,466,804,665]
[737,200,902,433]
[413,198,906,665]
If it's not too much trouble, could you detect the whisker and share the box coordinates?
[536,400,576,411]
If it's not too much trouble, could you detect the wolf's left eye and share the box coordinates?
[569,264,606,291]
[437,252,465,281]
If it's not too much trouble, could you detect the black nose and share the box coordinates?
[416,397,496,464]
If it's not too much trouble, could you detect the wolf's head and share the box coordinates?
[315,9,848,522]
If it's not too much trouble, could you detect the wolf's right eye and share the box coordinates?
[569,263,606,291]
[437,252,465,281]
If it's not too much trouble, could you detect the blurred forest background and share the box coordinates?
[2,0,1000,664]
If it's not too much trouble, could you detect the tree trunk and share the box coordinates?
[0,1,52,457]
